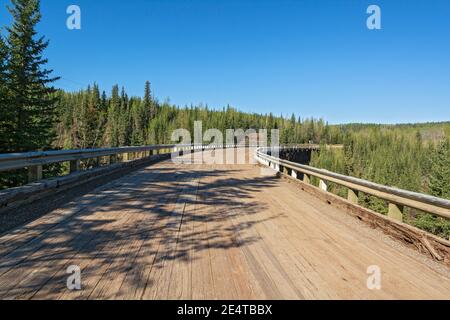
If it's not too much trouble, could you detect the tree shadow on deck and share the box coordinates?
[0,165,284,299]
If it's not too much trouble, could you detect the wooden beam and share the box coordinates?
[291,170,298,179]
[347,188,359,204]
[109,155,117,164]
[28,166,42,183]
[319,179,328,192]
[303,173,310,184]
[388,203,403,222]
[69,160,80,174]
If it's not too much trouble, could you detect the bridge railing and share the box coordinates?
[256,147,450,221]
[0,144,256,184]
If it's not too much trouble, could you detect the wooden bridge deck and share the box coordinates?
[0,156,449,300]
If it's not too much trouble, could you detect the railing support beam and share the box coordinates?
[28,165,42,183]
[109,155,117,165]
[69,160,80,173]
[303,173,310,184]
[388,203,404,222]
[319,179,328,192]
[347,188,359,204]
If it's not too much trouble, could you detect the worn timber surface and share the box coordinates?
[0,152,449,300]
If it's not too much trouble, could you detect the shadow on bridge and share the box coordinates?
[0,164,283,299]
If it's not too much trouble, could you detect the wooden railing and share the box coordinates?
[255,147,450,221]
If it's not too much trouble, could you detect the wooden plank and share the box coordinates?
[57,167,189,300]
[93,173,198,299]
[0,168,172,299]
[165,176,199,300]
[141,173,200,300]
[189,167,239,300]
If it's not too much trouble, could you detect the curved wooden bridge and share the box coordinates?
[0,146,449,300]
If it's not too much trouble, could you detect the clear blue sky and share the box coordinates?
[0,0,449,124]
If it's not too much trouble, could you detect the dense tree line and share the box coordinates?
[310,125,450,238]
[54,84,339,150]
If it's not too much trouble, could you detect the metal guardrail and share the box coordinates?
[0,144,255,182]
[256,147,450,221]
[0,145,176,172]
[4,143,447,222]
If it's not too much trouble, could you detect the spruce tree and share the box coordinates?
[144,80,155,119]
[6,0,59,152]
[106,85,120,147]
[0,34,11,153]
[118,87,131,146]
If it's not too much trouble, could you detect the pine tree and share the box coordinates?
[6,0,59,152]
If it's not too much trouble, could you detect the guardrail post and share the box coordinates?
[291,170,297,179]
[319,179,328,192]
[123,153,129,162]
[303,173,310,184]
[347,188,359,204]
[388,203,403,222]
[28,165,42,183]
[69,160,80,173]
[110,155,117,165]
